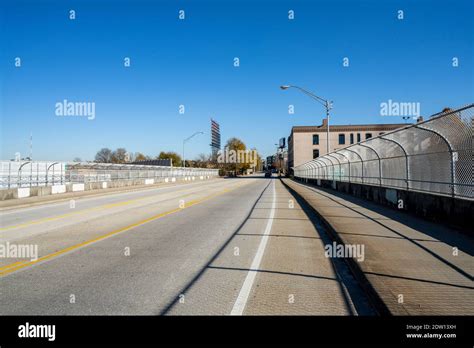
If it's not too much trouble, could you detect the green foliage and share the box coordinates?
[157,151,182,166]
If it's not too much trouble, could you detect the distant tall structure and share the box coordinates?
[29,132,33,160]
[210,118,221,161]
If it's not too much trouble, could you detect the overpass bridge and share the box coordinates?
[0,106,472,315]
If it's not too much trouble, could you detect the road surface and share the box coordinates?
[0,175,374,315]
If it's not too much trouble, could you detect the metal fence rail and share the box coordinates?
[293,104,474,200]
[66,163,218,184]
[0,161,66,189]
[0,162,219,189]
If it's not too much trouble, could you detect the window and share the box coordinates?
[357,133,361,142]
[312,134,319,145]
[313,149,319,158]
[366,133,372,139]
[338,134,345,145]
[379,132,385,135]
[350,133,354,144]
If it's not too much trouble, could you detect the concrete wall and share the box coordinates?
[0,175,216,201]
[298,178,473,234]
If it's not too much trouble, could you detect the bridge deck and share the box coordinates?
[283,178,474,315]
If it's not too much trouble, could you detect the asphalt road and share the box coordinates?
[0,175,374,315]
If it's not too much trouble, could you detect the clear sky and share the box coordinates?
[1,0,473,161]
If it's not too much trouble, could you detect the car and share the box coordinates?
[264,171,272,178]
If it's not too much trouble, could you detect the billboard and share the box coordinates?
[279,137,286,148]
[210,118,221,155]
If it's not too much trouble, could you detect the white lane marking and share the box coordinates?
[230,179,276,315]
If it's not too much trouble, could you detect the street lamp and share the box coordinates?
[280,84,333,154]
[183,132,204,167]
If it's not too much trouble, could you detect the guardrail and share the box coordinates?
[293,104,473,200]
[0,162,218,189]
[66,163,218,184]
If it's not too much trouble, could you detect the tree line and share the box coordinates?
[94,148,184,166]
[91,137,263,172]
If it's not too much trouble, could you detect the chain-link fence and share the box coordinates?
[0,161,66,189]
[66,163,218,184]
[293,104,474,200]
[0,162,218,189]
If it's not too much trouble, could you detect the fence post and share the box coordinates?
[18,161,31,188]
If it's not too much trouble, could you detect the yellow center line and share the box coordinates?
[0,260,27,271]
[0,180,251,276]
[0,181,235,232]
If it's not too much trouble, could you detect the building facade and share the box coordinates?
[288,118,406,170]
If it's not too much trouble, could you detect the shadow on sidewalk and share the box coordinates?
[286,179,473,282]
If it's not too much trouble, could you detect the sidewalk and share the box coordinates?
[282,178,474,315]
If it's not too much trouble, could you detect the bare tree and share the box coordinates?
[195,153,210,168]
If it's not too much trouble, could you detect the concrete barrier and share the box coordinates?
[18,187,30,198]
[72,183,85,192]
[51,185,66,194]
[0,174,219,202]
[301,178,473,234]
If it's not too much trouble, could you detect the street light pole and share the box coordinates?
[182,132,204,167]
[325,100,330,155]
[280,85,333,154]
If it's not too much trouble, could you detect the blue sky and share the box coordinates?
[1,0,473,161]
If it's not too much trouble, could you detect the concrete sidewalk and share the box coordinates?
[283,178,474,315]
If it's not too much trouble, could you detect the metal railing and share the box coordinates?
[0,162,218,189]
[293,104,474,200]
[0,161,66,189]
[66,163,218,184]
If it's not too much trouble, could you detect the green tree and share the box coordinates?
[157,151,182,167]
[223,137,250,174]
